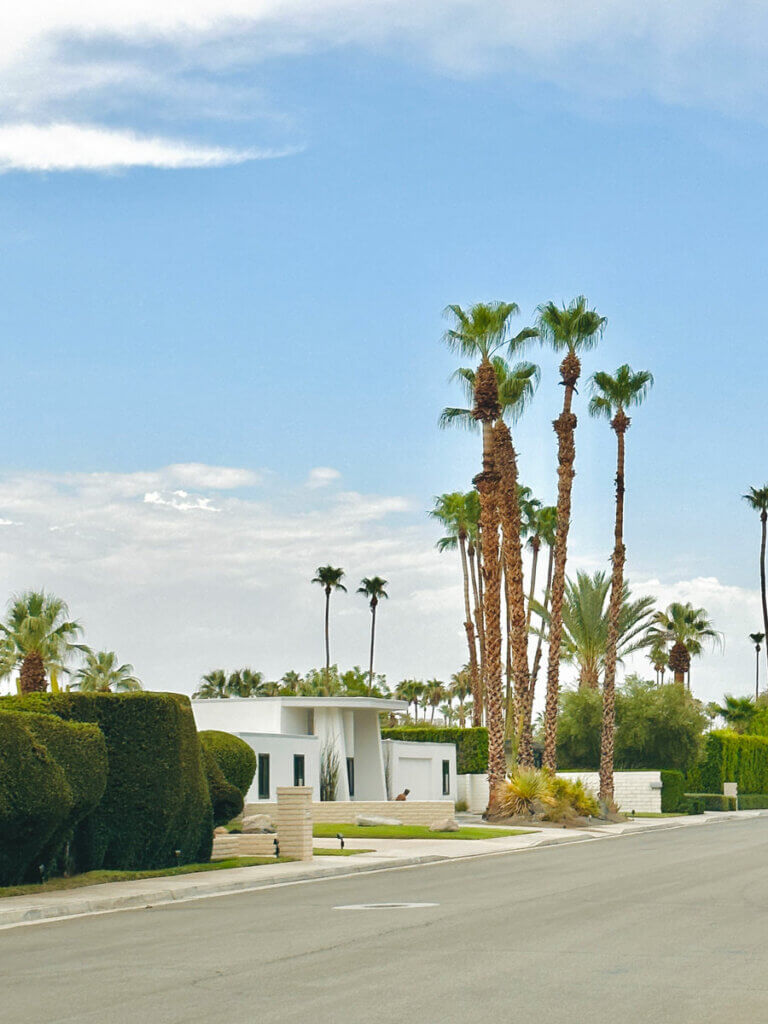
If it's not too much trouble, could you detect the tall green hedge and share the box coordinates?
[700,730,768,795]
[0,711,73,885]
[1,692,213,871]
[18,712,108,879]
[660,769,686,813]
[199,730,257,798]
[202,747,244,827]
[381,726,488,775]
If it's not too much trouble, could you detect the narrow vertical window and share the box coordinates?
[258,754,270,799]
[293,753,305,787]
[346,757,355,797]
[442,759,450,796]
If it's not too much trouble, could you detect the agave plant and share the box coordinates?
[495,768,555,816]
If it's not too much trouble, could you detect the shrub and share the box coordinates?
[684,792,737,811]
[660,769,686,813]
[495,768,553,816]
[686,798,705,815]
[549,776,600,817]
[381,726,488,774]
[0,711,73,886]
[202,747,244,827]
[555,678,706,772]
[1,692,213,872]
[199,731,256,798]
[18,712,108,878]
[700,730,768,795]
[734,794,768,810]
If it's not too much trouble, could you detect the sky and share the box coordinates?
[0,1,767,703]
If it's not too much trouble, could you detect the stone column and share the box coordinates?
[276,787,314,862]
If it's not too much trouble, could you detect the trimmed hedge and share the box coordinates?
[381,726,488,775]
[684,792,737,811]
[700,730,768,795]
[1,692,213,872]
[660,769,686,813]
[0,711,73,885]
[202,747,244,827]
[199,731,256,798]
[735,794,768,809]
[18,712,107,879]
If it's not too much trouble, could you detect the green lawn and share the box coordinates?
[313,823,530,841]
[0,856,290,899]
[628,812,684,818]
[313,847,373,856]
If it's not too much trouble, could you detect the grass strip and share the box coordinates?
[313,824,530,840]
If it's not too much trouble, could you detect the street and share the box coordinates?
[3,817,767,1023]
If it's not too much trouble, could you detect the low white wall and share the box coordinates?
[456,770,663,814]
[382,740,457,802]
[245,800,455,826]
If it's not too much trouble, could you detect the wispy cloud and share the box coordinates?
[306,466,341,489]
[0,122,286,172]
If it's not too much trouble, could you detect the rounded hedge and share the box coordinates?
[1,692,213,872]
[0,711,73,886]
[202,746,244,827]
[199,730,257,798]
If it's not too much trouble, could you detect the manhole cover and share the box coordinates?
[334,902,438,911]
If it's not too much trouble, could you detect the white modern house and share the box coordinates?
[191,696,457,805]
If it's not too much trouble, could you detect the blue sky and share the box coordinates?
[0,2,765,699]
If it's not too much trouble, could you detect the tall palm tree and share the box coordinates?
[743,485,768,675]
[72,650,142,693]
[646,602,722,687]
[750,632,765,700]
[537,296,606,771]
[311,565,347,694]
[0,590,83,694]
[395,678,424,721]
[442,302,538,795]
[534,571,655,688]
[647,639,668,685]
[589,363,653,801]
[357,576,389,693]
[449,666,472,727]
[425,678,446,723]
[430,492,482,723]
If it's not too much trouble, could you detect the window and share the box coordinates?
[293,753,305,787]
[442,760,450,796]
[258,754,270,800]
[346,757,355,797]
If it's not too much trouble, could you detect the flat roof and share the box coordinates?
[191,696,408,712]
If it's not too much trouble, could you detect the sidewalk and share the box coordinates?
[0,810,759,931]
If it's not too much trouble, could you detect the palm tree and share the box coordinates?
[647,639,668,685]
[311,565,347,694]
[535,571,655,688]
[713,694,756,734]
[72,650,142,693]
[750,632,765,700]
[744,485,768,676]
[537,296,606,772]
[0,590,83,694]
[449,667,472,727]
[589,363,653,801]
[430,492,482,723]
[395,678,424,721]
[357,576,389,693]
[224,668,264,697]
[425,679,446,723]
[646,602,722,687]
[442,301,538,794]
[193,669,228,698]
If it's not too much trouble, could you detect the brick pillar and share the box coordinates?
[276,787,314,862]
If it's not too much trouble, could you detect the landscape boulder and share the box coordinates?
[428,818,460,833]
[242,814,276,834]
[355,815,402,827]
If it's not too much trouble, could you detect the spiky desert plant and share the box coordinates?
[494,767,555,817]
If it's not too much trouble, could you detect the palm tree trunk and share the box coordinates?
[459,535,481,725]
[761,511,768,676]
[368,600,377,695]
[542,351,581,773]
[494,421,531,769]
[324,587,331,696]
[599,413,628,803]
[526,537,540,631]
[474,420,505,801]
[519,542,555,766]
[19,651,47,694]
[468,543,485,727]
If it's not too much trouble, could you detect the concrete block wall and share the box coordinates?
[212,834,277,858]
[457,771,663,814]
[245,799,455,826]
[276,786,314,861]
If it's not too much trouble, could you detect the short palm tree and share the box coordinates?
[72,650,142,693]
[537,296,606,771]
[713,694,756,734]
[647,639,668,685]
[193,669,228,698]
[312,565,347,695]
[449,667,472,727]
[0,590,83,694]
[357,576,389,694]
[589,363,653,801]
[442,301,538,794]
[744,485,768,676]
[395,678,425,721]
[224,668,264,697]
[425,678,446,723]
[646,602,722,687]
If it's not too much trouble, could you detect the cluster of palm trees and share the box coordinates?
[393,670,473,725]
[0,590,141,694]
[311,566,388,695]
[431,297,714,804]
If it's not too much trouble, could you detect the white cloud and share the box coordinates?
[0,122,281,172]
[169,463,260,490]
[143,490,221,512]
[306,466,341,489]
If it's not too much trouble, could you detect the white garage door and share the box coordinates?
[398,756,432,800]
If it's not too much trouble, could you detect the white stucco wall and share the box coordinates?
[238,732,320,802]
[382,740,457,802]
[456,770,663,813]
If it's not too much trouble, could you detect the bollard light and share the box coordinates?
[336,832,345,851]
[174,849,181,866]
[273,837,280,859]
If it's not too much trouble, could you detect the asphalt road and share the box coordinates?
[3,818,768,1024]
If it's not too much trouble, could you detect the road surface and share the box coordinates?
[3,817,767,1023]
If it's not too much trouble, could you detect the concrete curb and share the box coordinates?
[1,809,760,931]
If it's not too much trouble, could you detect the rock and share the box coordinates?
[355,815,403,827]
[241,814,276,834]
[428,818,461,833]
[213,826,228,836]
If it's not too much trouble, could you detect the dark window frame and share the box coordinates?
[442,759,450,796]
[258,753,270,800]
[346,757,355,797]
[293,753,305,787]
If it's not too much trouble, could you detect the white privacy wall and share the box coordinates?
[382,740,457,802]
[457,770,662,813]
[238,732,320,802]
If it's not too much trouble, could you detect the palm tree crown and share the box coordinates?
[589,364,654,422]
[646,602,723,686]
[439,357,540,431]
[357,576,388,607]
[312,566,347,595]
[73,650,142,693]
[537,296,606,357]
[743,485,768,517]
[0,590,83,693]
